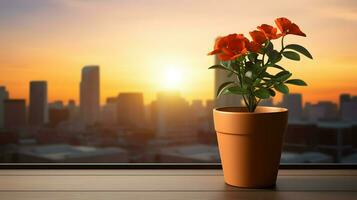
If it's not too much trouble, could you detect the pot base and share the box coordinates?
[225,181,277,189]
[214,106,288,189]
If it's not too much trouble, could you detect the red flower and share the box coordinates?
[249,30,267,44]
[246,41,262,53]
[257,24,281,40]
[275,17,306,37]
[208,34,248,61]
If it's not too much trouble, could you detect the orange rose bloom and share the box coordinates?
[249,30,267,44]
[257,24,281,40]
[208,34,248,61]
[275,17,306,37]
[246,41,262,53]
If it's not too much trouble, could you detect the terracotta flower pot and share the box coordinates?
[213,106,288,188]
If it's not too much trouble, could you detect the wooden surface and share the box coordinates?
[0,169,356,199]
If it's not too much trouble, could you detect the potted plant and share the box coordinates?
[208,17,312,188]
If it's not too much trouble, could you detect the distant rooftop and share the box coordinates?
[281,151,333,163]
[160,144,220,162]
[19,144,126,161]
[4,99,25,103]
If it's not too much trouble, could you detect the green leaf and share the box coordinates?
[262,71,275,79]
[282,51,300,61]
[216,81,234,97]
[251,63,262,74]
[223,86,248,95]
[253,78,262,86]
[208,64,227,70]
[275,71,292,81]
[268,88,276,97]
[274,83,289,94]
[236,55,246,62]
[264,41,273,54]
[248,53,258,62]
[267,50,282,64]
[269,64,286,71]
[243,76,253,85]
[285,79,308,86]
[244,61,254,70]
[254,88,271,99]
[285,44,313,59]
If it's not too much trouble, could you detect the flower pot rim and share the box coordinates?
[214,106,288,115]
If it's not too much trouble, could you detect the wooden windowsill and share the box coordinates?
[0,169,356,199]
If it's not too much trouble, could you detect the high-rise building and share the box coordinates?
[151,91,195,141]
[4,99,26,130]
[80,65,100,125]
[49,108,70,128]
[0,86,9,129]
[305,101,338,122]
[205,100,214,117]
[281,93,303,121]
[191,100,205,119]
[101,97,117,125]
[116,93,144,128]
[29,81,48,126]
[205,99,215,131]
[48,100,64,109]
[340,94,357,122]
[340,94,351,105]
[213,46,242,108]
[67,99,78,121]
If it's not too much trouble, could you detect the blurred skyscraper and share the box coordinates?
[191,100,206,119]
[190,100,206,133]
[340,94,357,122]
[305,101,338,122]
[205,100,214,115]
[4,99,26,130]
[67,99,78,121]
[213,50,242,108]
[29,81,48,126]
[80,65,100,125]
[48,100,64,109]
[151,91,195,141]
[281,93,303,121]
[205,99,215,131]
[0,86,9,129]
[340,94,351,105]
[101,97,117,125]
[117,93,144,128]
[49,107,70,128]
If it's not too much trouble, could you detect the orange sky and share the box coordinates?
[0,0,356,105]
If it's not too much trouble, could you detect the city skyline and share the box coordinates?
[1,76,356,109]
[0,63,356,108]
[1,0,357,105]
[1,66,357,164]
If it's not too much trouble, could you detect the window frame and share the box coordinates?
[0,163,356,169]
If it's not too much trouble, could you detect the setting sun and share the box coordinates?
[162,65,184,90]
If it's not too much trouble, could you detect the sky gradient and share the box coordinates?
[0,0,356,105]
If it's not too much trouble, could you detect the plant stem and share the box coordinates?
[234,60,249,109]
[249,94,255,112]
[280,35,285,53]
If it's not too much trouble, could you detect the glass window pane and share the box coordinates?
[0,0,356,164]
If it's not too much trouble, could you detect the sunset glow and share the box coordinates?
[0,0,356,105]
[162,65,185,90]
